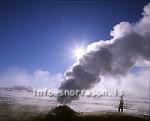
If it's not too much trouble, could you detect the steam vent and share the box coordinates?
[48,105,78,116]
[45,105,80,121]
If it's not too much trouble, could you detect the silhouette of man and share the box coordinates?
[118,95,124,113]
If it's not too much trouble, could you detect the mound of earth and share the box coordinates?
[48,105,78,116]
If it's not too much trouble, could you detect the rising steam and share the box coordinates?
[57,3,150,104]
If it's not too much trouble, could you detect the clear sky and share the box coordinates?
[0,0,149,74]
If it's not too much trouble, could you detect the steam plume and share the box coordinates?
[57,3,150,104]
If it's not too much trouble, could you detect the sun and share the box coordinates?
[73,47,85,60]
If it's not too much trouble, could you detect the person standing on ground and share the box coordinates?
[118,95,124,113]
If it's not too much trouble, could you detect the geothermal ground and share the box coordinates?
[0,88,149,121]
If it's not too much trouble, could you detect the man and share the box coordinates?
[118,95,124,113]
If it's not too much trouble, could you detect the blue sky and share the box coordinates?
[0,0,149,74]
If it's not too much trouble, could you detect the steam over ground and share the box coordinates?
[57,3,150,104]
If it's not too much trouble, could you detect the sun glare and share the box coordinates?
[73,47,85,60]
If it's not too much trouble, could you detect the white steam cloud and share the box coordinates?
[0,67,62,89]
[57,3,150,104]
